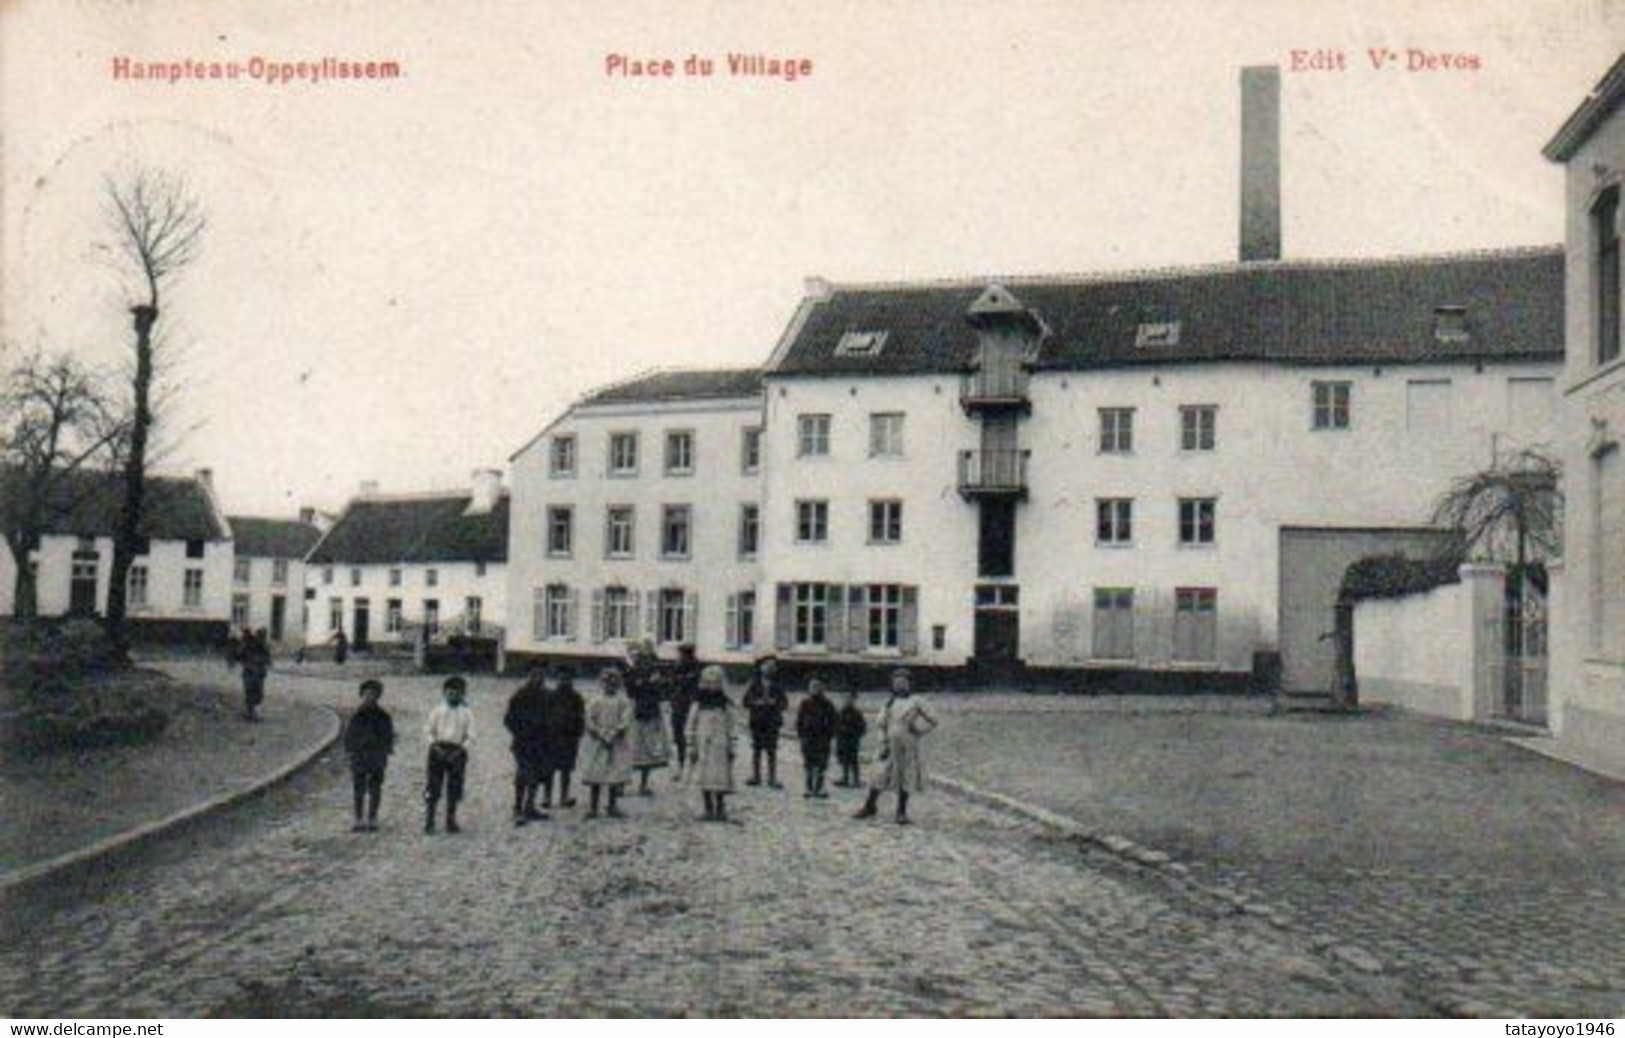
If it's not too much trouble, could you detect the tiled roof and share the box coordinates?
[578,368,764,407]
[768,247,1564,377]
[1544,52,1625,162]
[228,516,322,559]
[305,493,509,566]
[0,468,227,541]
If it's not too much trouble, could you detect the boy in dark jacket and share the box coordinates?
[668,644,700,780]
[796,679,839,798]
[834,690,867,787]
[742,656,788,788]
[504,669,551,825]
[240,628,271,722]
[541,667,586,809]
[344,679,395,831]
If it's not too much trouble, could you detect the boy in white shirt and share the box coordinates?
[424,676,475,834]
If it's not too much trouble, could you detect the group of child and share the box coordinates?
[338,650,937,833]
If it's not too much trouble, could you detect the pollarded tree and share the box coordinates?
[1430,447,1563,573]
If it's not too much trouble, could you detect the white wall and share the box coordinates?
[506,395,765,663]
[306,560,506,644]
[230,556,309,645]
[0,534,233,622]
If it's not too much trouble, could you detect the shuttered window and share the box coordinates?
[1173,588,1218,663]
[1092,587,1135,660]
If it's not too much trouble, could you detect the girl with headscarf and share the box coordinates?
[685,665,737,822]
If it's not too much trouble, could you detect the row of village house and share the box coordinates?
[2,59,1622,764]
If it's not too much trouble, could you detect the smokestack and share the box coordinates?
[1239,65,1281,263]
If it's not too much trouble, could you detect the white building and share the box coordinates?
[1544,52,1625,764]
[504,369,766,670]
[0,468,234,645]
[303,471,509,655]
[224,511,323,648]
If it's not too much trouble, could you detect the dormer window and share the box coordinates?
[835,331,889,357]
[1134,321,1181,348]
[1434,305,1470,344]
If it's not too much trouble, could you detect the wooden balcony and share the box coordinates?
[957,449,1030,500]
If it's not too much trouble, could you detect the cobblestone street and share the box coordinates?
[0,670,1416,1017]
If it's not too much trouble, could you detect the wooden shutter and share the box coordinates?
[590,588,605,643]
[900,586,920,656]
[826,583,847,652]
[774,583,794,650]
[566,588,580,642]
[725,594,739,650]
[533,588,547,642]
[685,591,699,646]
[848,585,868,653]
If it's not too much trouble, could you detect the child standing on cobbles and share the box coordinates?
[343,679,394,832]
[795,679,838,798]
[834,689,867,788]
[541,665,585,809]
[742,655,787,788]
[424,676,474,834]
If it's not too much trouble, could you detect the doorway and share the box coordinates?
[353,598,371,651]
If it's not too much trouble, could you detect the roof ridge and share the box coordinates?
[810,244,1565,295]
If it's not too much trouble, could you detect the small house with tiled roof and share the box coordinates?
[0,468,234,644]
[225,512,324,647]
[303,471,509,653]
[505,367,766,669]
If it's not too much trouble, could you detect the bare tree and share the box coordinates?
[101,169,206,652]
[0,350,127,618]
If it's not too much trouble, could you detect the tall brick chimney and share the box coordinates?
[1239,65,1282,263]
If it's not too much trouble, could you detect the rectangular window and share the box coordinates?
[866,584,903,650]
[550,434,577,477]
[232,592,251,628]
[1092,587,1135,660]
[738,503,760,559]
[609,432,639,475]
[793,582,829,647]
[127,565,149,607]
[1180,406,1217,451]
[322,566,335,585]
[1405,379,1453,432]
[1178,498,1216,546]
[426,568,439,588]
[547,506,574,557]
[868,499,903,544]
[185,539,205,560]
[328,596,343,632]
[796,499,829,544]
[658,588,689,644]
[726,590,758,650]
[664,430,695,475]
[607,506,636,558]
[1096,498,1134,545]
[741,427,763,474]
[272,559,289,585]
[389,567,402,587]
[423,599,440,636]
[350,567,362,588]
[661,505,692,559]
[233,558,251,585]
[183,568,204,608]
[604,586,634,641]
[1099,408,1135,453]
[1596,187,1620,366]
[1312,381,1352,430]
[869,413,905,457]
[1174,588,1218,663]
[465,596,483,635]
[797,414,832,457]
[386,598,403,634]
[476,560,487,578]
[548,585,574,640]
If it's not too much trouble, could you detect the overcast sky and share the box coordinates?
[2,0,1621,516]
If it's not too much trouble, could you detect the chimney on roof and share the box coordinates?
[298,506,316,525]
[194,467,213,490]
[804,275,833,300]
[467,468,503,515]
[1239,65,1282,263]
[358,480,380,497]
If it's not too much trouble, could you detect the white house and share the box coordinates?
[303,471,509,654]
[224,511,323,648]
[1544,52,1625,765]
[504,369,766,670]
[0,468,234,645]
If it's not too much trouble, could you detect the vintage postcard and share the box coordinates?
[1,0,1623,1023]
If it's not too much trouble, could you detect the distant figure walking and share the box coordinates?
[795,679,838,799]
[742,655,787,788]
[541,666,585,809]
[685,665,736,822]
[424,676,474,834]
[581,668,633,819]
[855,669,937,825]
[333,628,350,666]
[626,641,669,795]
[668,644,700,781]
[343,679,395,832]
[240,628,271,722]
[504,668,551,825]
[834,690,867,788]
